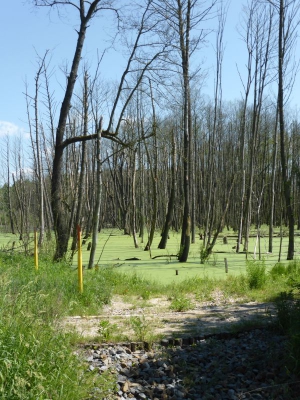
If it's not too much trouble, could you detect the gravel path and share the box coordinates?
[63,299,276,339]
[82,327,300,400]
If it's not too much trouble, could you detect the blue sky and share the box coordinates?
[0,0,299,142]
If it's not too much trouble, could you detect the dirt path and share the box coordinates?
[63,294,276,340]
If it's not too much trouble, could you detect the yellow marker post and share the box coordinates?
[77,225,83,293]
[34,230,38,271]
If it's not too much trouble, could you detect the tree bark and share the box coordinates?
[158,131,177,249]
[51,2,99,260]
[88,118,102,269]
[278,0,294,260]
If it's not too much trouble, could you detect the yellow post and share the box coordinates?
[34,230,38,271]
[77,225,83,293]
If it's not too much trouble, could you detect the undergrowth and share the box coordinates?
[0,252,116,399]
[1,250,300,397]
[272,262,300,373]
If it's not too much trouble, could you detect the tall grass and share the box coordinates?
[0,252,116,399]
[270,262,300,372]
[246,260,267,289]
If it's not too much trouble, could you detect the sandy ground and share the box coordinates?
[62,293,276,341]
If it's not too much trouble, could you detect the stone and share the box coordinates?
[122,380,130,392]
[82,328,295,400]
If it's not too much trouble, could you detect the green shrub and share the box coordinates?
[269,263,287,279]
[246,260,267,289]
[141,290,151,300]
[98,320,118,342]
[275,290,300,372]
[130,315,150,341]
[286,260,300,277]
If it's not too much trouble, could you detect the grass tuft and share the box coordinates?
[169,295,193,312]
[246,260,267,289]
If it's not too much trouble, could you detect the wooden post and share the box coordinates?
[224,258,228,273]
[176,269,178,275]
[34,230,38,271]
[77,225,83,293]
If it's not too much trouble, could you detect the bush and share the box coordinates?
[269,263,287,279]
[246,260,267,290]
[275,290,300,372]
[130,315,150,341]
[286,260,300,277]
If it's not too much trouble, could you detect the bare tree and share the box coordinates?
[152,0,217,261]
[32,0,167,260]
[236,1,275,252]
[274,0,299,260]
[3,137,15,234]
[203,0,227,249]
[25,52,50,247]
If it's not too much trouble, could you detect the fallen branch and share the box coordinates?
[151,254,178,259]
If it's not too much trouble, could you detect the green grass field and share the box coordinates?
[1,227,299,284]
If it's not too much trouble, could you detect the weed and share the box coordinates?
[246,260,267,289]
[269,263,287,279]
[141,290,151,300]
[130,315,150,341]
[275,289,300,372]
[0,294,104,399]
[169,295,193,312]
[286,261,300,277]
[98,320,118,342]
[222,274,248,297]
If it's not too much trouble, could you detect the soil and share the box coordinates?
[62,292,276,341]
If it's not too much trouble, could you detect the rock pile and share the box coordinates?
[83,328,300,400]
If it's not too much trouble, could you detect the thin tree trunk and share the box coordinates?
[206,176,235,258]
[278,0,294,260]
[144,81,158,251]
[131,149,139,248]
[88,118,103,269]
[71,72,89,254]
[178,0,191,262]
[6,140,15,234]
[158,131,177,249]
[269,103,279,253]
